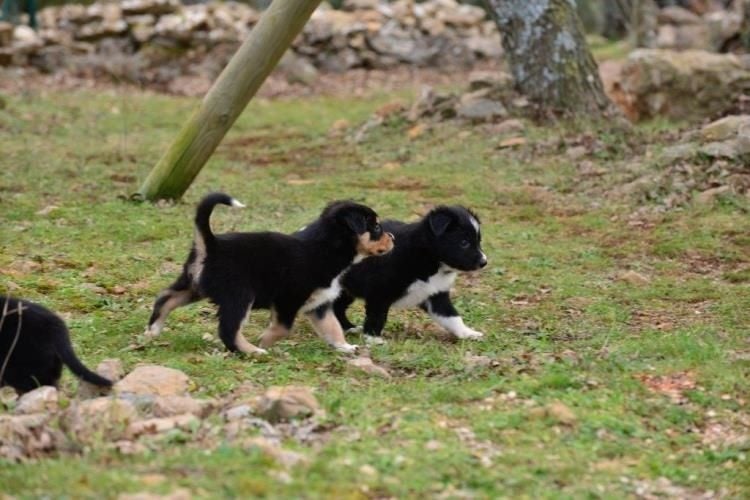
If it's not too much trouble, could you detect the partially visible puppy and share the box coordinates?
[332,206,487,344]
[0,295,113,394]
[146,193,394,354]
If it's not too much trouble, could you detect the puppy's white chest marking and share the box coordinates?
[302,271,345,313]
[393,266,457,308]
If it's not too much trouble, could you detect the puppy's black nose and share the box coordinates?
[478,255,488,268]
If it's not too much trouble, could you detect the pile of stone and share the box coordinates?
[0,361,323,462]
[654,4,744,52]
[617,114,750,209]
[0,0,501,80]
[608,49,750,122]
[350,70,523,144]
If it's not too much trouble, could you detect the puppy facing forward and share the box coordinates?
[0,295,113,394]
[146,193,394,354]
[332,206,487,344]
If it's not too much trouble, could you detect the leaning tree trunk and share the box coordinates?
[483,0,622,121]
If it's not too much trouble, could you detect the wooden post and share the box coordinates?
[138,0,322,201]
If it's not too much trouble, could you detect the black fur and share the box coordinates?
[0,296,112,394]
[146,193,393,353]
[332,206,487,341]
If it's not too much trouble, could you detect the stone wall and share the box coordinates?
[0,0,502,78]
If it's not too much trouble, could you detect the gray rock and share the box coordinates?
[78,358,122,399]
[126,413,199,439]
[660,142,698,163]
[14,386,58,415]
[456,91,506,122]
[657,6,702,26]
[277,51,319,85]
[223,404,253,422]
[701,115,750,142]
[700,140,744,159]
[346,356,391,379]
[63,397,139,443]
[115,365,191,397]
[152,395,216,418]
[617,49,750,121]
[256,386,320,423]
[121,0,180,17]
[488,118,525,136]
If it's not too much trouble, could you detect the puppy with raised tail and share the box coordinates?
[145,193,394,354]
[332,206,487,344]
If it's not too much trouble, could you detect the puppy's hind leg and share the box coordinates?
[146,273,200,337]
[217,296,267,355]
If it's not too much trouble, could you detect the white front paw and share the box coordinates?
[364,335,386,345]
[144,325,161,338]
[334,343,359,354]
[454,328,484,340]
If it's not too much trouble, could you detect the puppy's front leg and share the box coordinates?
[332,293,358,333]
[362,302,389,345]
[306,305,358,354]
[421,292,484,340]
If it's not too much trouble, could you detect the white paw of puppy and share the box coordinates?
[454,328,484,340]
[334,343,359,354]
[364,335,386,345]
[143,325,161,338]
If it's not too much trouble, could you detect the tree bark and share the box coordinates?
[742,0,750,51]
[138,0,322,201]
[630,0,658,48]
[483,0,622,121]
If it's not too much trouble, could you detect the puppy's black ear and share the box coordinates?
[340,211,367,234]
[428,210,453,236]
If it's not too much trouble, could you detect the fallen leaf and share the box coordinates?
[497,137,526,149]
[545,401,577,426]
[617,270,650,286]
[636,371,696,403]
[407,123,427,140]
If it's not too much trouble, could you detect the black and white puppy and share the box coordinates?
[0,295,113,394]
[332,206,487,344]
[145,193,394,354]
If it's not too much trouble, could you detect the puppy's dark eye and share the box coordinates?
[460,239,470,249]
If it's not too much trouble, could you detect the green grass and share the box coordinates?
[1,88,749,499]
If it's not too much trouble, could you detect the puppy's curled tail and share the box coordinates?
[52,320,112,387]
[194,192,246,246]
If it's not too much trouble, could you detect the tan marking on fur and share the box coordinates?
[234,330,267,355]
[189,227,207,284]
[259,324,291,348]
[356,231,394,257]
[306,309,356,353]
[146,289,194,337]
